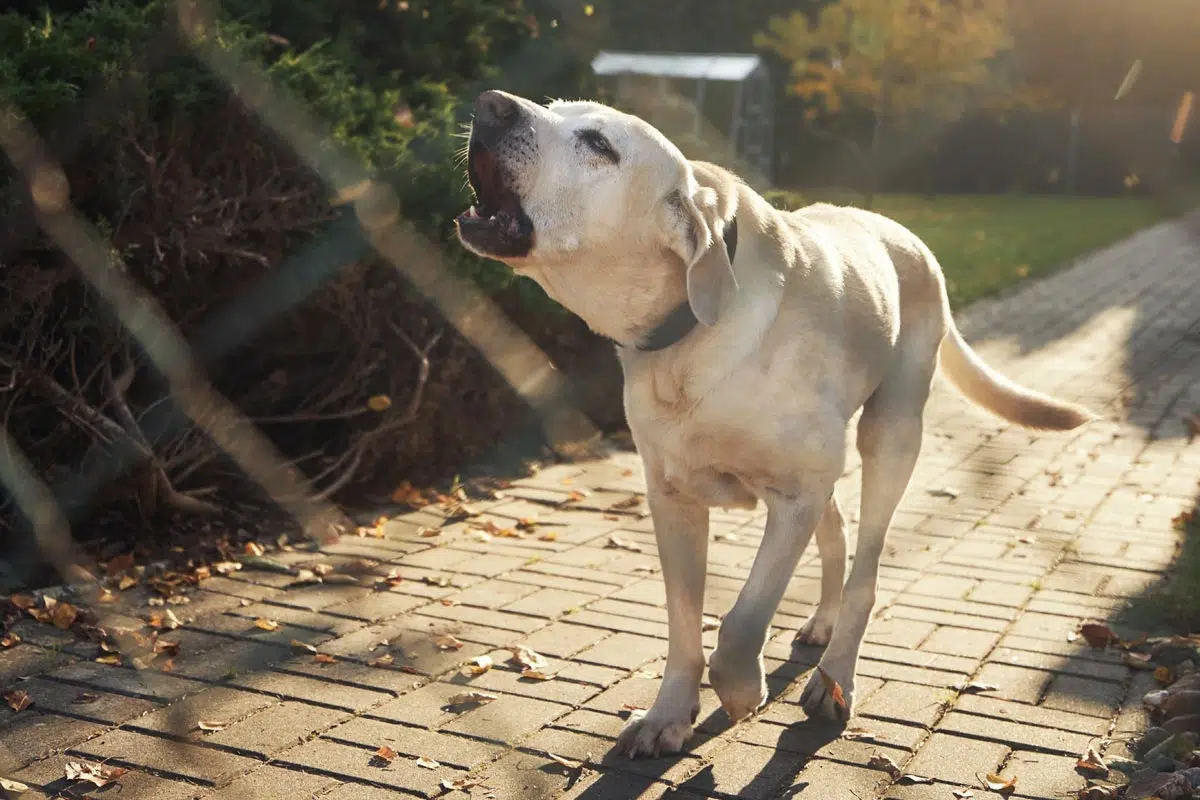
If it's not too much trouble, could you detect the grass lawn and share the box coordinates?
[850,194,1171,309]
[771,190,1183,308]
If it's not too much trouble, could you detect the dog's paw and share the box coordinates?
[708,647,768,722]
[793,611,837,647]
[613,706,697,758]
[799,666,854,723]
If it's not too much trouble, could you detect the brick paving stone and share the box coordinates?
[954,694,1108,735]
[1040,673,1125,718]
[970,663,1052,704]
[865,618,938,649]
[130,686,277,737]
[574,632,665,670]
[739,717,918,765]
[441,693,570,743]
[7,677,159,726]
[785,757,894,800]
[503,588,601,619]
[277,738,445,797]
[450,579,542,610]
[69,727,261,785]
[919,626,1002,660]
[324,717,506,769]
[937,710,1093,755]
[903,732,1009,784]
[0,711,108,770]
[517,621,611,658]
[988,645,1129,681]
[998,750,1088,799]
[0,645,76,685]
[197,764,339,799]
[227,669,393,712]
[47,660,207,702]
[204,700,350,756]
[450,664,599,706]
[676,740,810,799]
[858,681,953,728]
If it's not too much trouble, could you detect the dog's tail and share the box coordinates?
[938,322,1095,431]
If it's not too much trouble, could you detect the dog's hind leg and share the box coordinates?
[793,494,847,646]
[800,342,937,722]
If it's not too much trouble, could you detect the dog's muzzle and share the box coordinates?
[455,91,535,259]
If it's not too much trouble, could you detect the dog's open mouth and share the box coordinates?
[456,144,534,259]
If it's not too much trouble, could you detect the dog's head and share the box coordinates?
[455,90,738,338]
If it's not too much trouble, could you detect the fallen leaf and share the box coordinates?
[373,745,397,763]
[198,720,229,732]
[368,654,395,667]
[313,653,337,664]
[546,752,587,770]
[71,692,100,705]
[154,640,180,658]
[1154,665,1172,684]
[8,594,35,611]
[632,565,660,575]
[538,531,559,542]
[116,574,137,591]
[51,601,78,630]
[0,632,20,648]
[64,762,127,788]
[981,773,1017,794]
[104,552,135,577]
[928,487,960,500]
[254,618,280,632]
[95,654,122,665]
[952,790,975,800]
[460,655,493,675]
[161,609,183,631]
[840,726,881,742]
[243,541,266,557]
[367,394,392,412]
[445,691,498,707]
[1075,745,1108,776]
[521,669,553,681]
[1123,651,1155,670]
[440,777,483,792]
[3,690,31,713]
[0,777,29,794]
[435,634,464,651]
[95,588,118,604]
[1079,623,1119,648]
[510,644,548,671]
[421,575,451,588]
[212,561,242,576]
[868,753,901,778]
[713,532,739,543]
[414,756,439,769]
[702,616,721,632]
[897,774,934,785]
[291,639,318,654]
[816,666,847,713]
[953,681,1000,694]
[1185,411,1200,441]
[610,496,642,510]
[605,534,643,553]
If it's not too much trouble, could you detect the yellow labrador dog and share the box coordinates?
[455,90,1092,757]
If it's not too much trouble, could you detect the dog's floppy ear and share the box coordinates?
[664,184,738,327]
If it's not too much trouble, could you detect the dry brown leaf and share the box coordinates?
[605,534,643,553]
[435,634,464,651]
[521,669,553,681]
[95,589,118,604]
[867,753,901,779]
[154,640,180,658]
[1154,665,1172,684]
[104,552,135,577]
[1074,745,1108,776]
[116,574,137,592]
[254,618,280,632]
[546,752,587,770]
[510,644,548,671]
[816,666,847,713]
[952,790,974,800]
[291,639,318,653]
[713,532,740,543]
[953,681,1000,694]
[896,774,934,785]
[368,654,395,667]
[95,654,121,666]
[440,777,483,792]
[198,720,229,732]
[1079,623,1119,648]
[313,653,337,664]
[367,394,392,412]
[8,594,35,610]
[0,632,20,648]
[840,726,882,742]
[3,690,31,713]
[0,777,29,794]
[1123,651,1155,670]
[982,773,1016,794]
[243,541,266,557]
[414,756,439,770]
[72,692,100,705]
[538,531,559,542]
[445,691,498,707]
[64,762,127,788]
[610,495,643,510]
[632,565,660,574]
[213,561,242,576]
[51,601,78,630]
[460,655,493,675]
[373,745,397,763]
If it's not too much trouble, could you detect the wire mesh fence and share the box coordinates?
[0,0,1197,796]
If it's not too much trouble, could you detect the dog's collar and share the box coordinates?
[633,217,738,353]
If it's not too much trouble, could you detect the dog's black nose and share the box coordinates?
[475,90,520,131]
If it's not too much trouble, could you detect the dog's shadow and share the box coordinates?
[573,652,843,799]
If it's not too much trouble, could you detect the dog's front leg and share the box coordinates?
[614,482,709,758]
[708,480,833,722]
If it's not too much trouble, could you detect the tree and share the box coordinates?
[756,0,1017,205]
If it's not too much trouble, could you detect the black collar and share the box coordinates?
[634,217,738,352]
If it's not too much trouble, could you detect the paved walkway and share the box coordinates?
[3,214,1200,799]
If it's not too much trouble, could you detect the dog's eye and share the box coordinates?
[577,129,619,164]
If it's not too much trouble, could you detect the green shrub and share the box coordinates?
[762,189,807,211]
